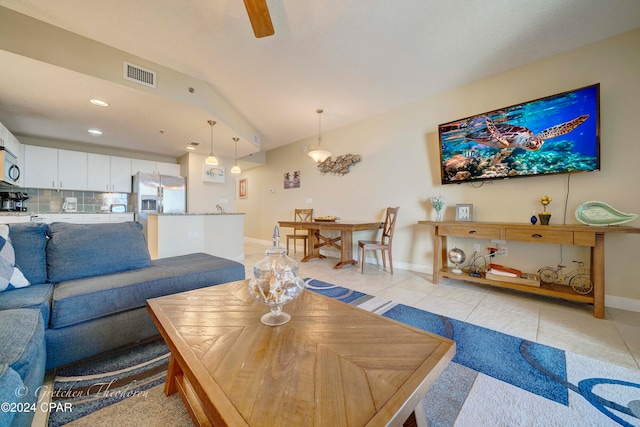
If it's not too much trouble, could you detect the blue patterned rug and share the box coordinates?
[305,279,640,427]
[48,279,640,426]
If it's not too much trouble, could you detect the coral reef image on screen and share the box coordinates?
[438,84,599,184]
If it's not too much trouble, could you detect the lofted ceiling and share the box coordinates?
[0,0,639,162]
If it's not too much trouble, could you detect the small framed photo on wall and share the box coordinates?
[238,178,248,199]
[455,204,473,222]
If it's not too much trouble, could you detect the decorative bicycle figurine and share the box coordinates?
[538,261,593,294]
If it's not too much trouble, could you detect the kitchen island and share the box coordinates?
[147,213,245,261]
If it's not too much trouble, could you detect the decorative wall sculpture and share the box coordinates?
[317,154,361,175]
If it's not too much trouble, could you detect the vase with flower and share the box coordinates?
[538,195,552,225]
[430,195,445,222]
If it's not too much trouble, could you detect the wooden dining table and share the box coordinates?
[278,219,383,269]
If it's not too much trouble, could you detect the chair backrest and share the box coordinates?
[294,209,313,222]
[381,207,399,246]
[293,209,313,236]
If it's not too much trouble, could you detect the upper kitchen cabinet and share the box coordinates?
[157,162,181,176]
[24,146,56,189]
[132,159,181,176]
[24,146,88,190]
[87,154,132,192]
[0,122,24,186]
[111,156,132,192]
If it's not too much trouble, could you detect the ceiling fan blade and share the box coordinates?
[243,0,275,38]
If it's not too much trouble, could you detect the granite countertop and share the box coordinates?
[0,212,31,216]
[149,212,245,216]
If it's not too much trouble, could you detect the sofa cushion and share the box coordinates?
[50,253,245,329]
[0,309,45,381]
[0,225,30,292]
[0,283,54,326]
[0,309,46,427]
[9,223,48,285]
[0,364,22,427]
[46,221,151,283]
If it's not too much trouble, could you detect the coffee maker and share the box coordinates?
[14,192,29,211]
[0,192,28,212]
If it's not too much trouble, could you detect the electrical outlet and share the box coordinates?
[499,246,508,256]
[473,244,481,253]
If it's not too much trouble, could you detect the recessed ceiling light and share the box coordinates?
[90,99,109,107]
[88,129,103,135]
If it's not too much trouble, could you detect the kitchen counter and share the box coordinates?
[0,212,31,224]
[146,213,245,261]
[151,212,245,216]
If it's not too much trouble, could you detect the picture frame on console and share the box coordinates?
[455,204,473,222]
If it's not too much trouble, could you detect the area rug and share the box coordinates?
[48,279,640,426]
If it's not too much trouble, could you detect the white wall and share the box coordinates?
[180,152,239,214]
[233,29,640,310]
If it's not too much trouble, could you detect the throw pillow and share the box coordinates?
[0,224,30,292]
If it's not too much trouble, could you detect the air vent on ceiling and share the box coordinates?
[123,61,157,88]
[186,142,200,149]
[252,133,260,148]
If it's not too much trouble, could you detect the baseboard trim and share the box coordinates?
[605,295,640,313]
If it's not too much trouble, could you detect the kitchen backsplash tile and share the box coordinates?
[17,188,131,213]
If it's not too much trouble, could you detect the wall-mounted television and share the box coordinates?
[438,84,600,185]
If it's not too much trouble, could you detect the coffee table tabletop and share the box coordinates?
[147,280,455,427]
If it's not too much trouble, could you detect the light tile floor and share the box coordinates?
[244,240,640,370]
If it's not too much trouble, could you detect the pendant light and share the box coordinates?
[230,137,242,174]
[308,109,331,163]
[205,120,218,165]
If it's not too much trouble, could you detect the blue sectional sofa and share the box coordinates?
[0,221,245,427]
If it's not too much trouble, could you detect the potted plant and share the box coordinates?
[538,195,552,225]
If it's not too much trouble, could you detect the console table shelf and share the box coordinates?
[439,268,594,304]
[419,220,640,318]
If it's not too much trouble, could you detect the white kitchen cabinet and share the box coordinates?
[110,213,134,222]
[131,159,156,175]
[110,156,132,192]
[58,150,87,190]
[0,123,8,149]
[24,146,88,190]
[24,146,58,189]
[82,213,111,222]
[157,162,181,176]
[0,215,30,224]
[87,154,131,192]
[29,214,51,224]
[51,213,84,223]
[87,153,110,191]
[132,159,181,176]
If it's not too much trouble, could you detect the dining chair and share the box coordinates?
[357,207,399,274]
[286,209,313,257]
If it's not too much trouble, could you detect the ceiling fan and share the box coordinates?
[243,0,275,38]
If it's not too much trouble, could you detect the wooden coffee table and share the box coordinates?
[147,280,455,426]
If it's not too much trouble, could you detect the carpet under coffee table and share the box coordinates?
[146,279,455,426]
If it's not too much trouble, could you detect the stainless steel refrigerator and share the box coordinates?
[133,172,186,239]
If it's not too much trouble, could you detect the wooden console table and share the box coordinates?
[418,220,640,318]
